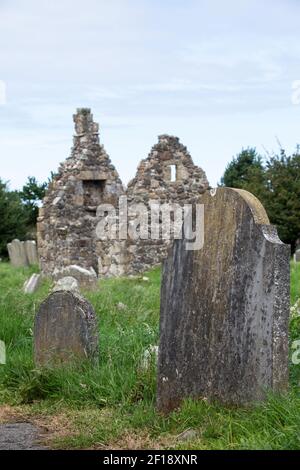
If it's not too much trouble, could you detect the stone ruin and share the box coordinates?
[37,109,209,279]
[126,134,209,274]
[37,109,124,277]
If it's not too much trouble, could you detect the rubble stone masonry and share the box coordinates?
[38,109,209,278]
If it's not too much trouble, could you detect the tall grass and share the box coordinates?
[291,260,300,305]
[0,265,160,407]
[0,261,300,449]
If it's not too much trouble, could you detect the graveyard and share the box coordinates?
[1,123,300,450]
[1,114,300,451]
[0,258,299,450]
[2,1,300,459]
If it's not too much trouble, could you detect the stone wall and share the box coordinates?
[38,109,209,278]
[124,135,209,275]
[37,109,124,275]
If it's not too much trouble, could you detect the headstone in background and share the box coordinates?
[24,240,39,265]
[157,188,290,413]
[0,340,6,365]
[7,239,28,267]
[23,273,41,294]
[294,249,300,262]
[34,290,99,366]
[52,276,79,293]
[140,345,158,372]
[52,265,97,289]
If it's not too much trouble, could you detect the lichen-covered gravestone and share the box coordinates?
[157,188,290,412]
[34,290,98,365]
[23,273,41,294]
[24,240,39,265]
[52,265,97,289]
[7,239,28,267]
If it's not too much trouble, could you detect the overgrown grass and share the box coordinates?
[0,261,300,449]
[291,261,300,306]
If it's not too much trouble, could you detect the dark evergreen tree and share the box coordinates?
[220,148,268,202]
[220,146,300,253]
[20,176,47,227]
[265,150,300,252]
[0,179,28,257]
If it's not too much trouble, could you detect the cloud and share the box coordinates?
[1,0,300,189]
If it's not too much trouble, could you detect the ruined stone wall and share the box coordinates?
[37,109,124,275]
[123,135,209,275]
[38,110,209,278]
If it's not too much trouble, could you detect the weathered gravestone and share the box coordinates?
[23,273,41,294]
[25,240,39,265]
[52,276,79,293]
[157,188,290,412]
[34,290,98,366]
[7,239,28,267]
[294,249,300,262]
[52,265,97,289]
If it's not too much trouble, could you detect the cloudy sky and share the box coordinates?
[1,0,300,189]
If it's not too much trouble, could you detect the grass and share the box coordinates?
[291,260,300,305]
[0,261,300,449]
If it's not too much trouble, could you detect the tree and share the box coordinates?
[220,146,300,253]
[0,179,28,257]
[220,148,268,202]
[20,176,47,228]
[265,150,300,252]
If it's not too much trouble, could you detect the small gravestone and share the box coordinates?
[294,249,300,262]
[157,188,290,412]
[52,265,97,289]
[25,240,39,265]
[34,290,99,366]
[0,340,6,365]
[23,273,41,294]
[140,345,158,372]
[7,239,28,267]
[52,276,79,292]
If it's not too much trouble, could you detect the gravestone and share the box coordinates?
[25,241,39,265]
[52,265,97,289]
[157,188,290,412]
[23,274,41,294]
[52,276,79,292]
[34,290,99,366]
[7,239,28,267]
[294,249,300,262]
[0,340,5,365]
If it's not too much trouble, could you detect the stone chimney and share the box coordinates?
[73,108,99,136]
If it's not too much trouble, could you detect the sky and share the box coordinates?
[1,0,300,190]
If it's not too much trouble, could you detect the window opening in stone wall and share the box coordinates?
[83,180,106,209]
[170,164,177,182]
